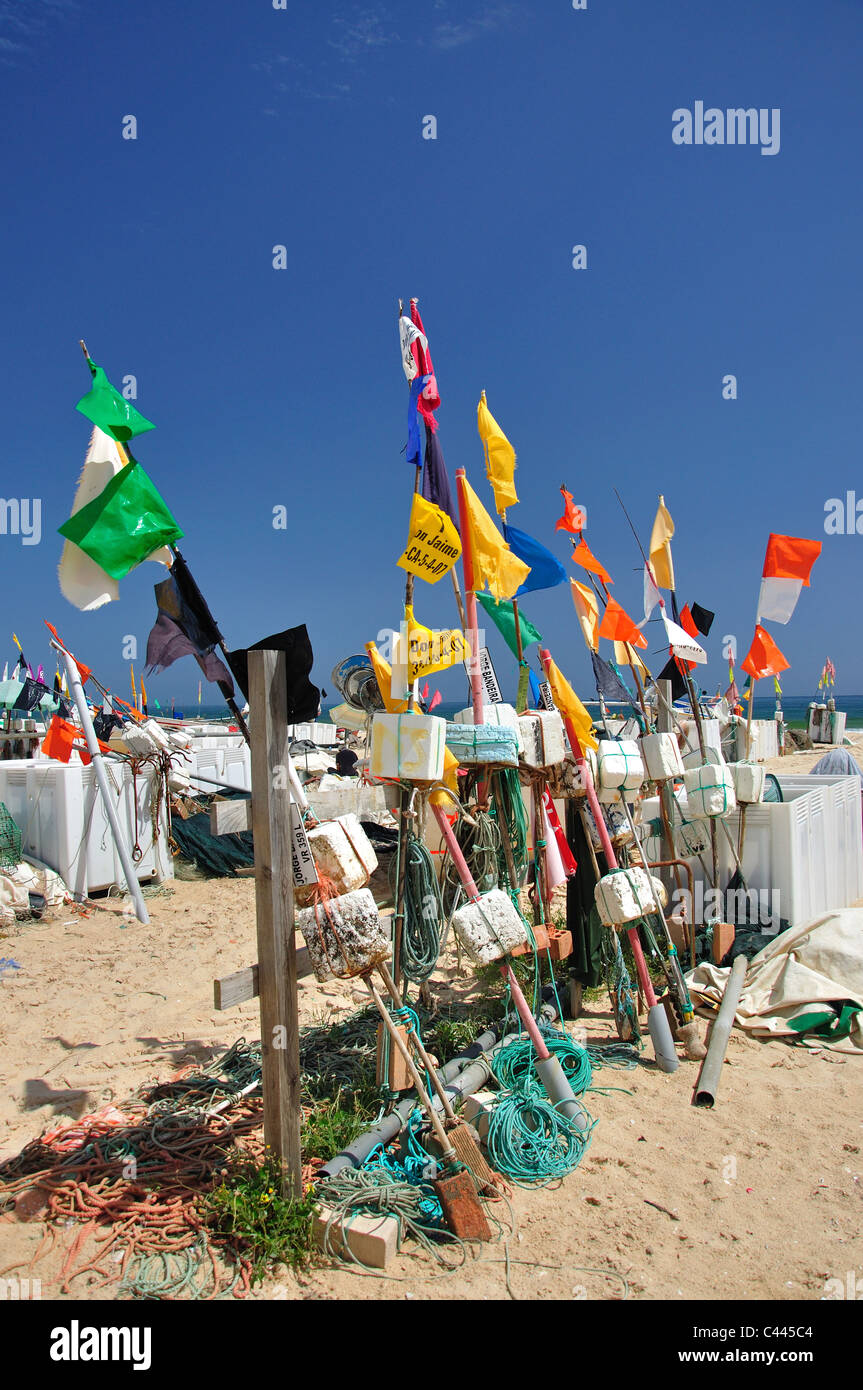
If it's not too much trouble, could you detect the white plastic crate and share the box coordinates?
[0,759,172,898]
[642,777,862,932]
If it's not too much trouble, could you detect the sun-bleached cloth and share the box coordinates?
[0,857,71,915]
[686,910,863,1054]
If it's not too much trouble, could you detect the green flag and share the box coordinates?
[58,459,183,579]
[76,362,155,442]
[476,591,542,660]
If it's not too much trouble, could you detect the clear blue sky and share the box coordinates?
[2,0,861,706]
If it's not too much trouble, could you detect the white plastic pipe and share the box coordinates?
[52,641,150,924]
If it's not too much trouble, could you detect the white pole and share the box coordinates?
[51,640,150,924]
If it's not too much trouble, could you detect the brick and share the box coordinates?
[712,921,736,965]
[313,1203,399,1269]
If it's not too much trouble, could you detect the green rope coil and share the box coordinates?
[485,1093,593,1188]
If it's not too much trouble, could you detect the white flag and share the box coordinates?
[643,564,662,622]
[661,611,707,665]
[398,316,428,382]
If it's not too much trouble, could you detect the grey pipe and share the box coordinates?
[693,954,747,1107]
[317,1029,506,1179]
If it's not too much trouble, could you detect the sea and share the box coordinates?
[185,695,862,731]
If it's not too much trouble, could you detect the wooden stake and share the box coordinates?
[249,649,302,1197]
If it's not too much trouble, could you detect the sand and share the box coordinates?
[0,735,861,1301]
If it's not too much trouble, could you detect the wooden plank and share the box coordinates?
[210,798,252,836]
[249,649,302,1198]
[212,910,394,1010]
[213,948,312,1009]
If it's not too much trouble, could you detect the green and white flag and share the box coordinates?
[59,455,182,580]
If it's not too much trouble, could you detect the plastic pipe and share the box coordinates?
[694,954,747,1107]
[52,641,150,924]
[318,1031,502,1179]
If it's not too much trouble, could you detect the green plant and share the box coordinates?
[301,1087,379,1162]
[204,1155,318,1284]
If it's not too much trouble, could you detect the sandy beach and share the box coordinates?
[1,735,861,1301]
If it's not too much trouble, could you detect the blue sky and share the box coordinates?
[1,0,861,706]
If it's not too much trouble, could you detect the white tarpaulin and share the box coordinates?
[687,909,863,1054]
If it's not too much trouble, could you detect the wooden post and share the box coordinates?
[249,649,302,1197]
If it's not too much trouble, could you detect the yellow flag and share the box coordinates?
[130,662,137,707]
[11,633,22,652]
[140,677,147,709]
[461,477,530,600]
[365,641,410,713]
[405,605,470,682]
[613,640,649,675]
[477,390,518,514]
[649,495,675,590]
[544,656,598,752]
[397,494,461,583]
[570,579,599,651]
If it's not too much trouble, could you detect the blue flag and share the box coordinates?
[503,524,566,597]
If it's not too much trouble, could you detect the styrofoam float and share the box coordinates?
[597,740,644,804]
[295,813,378,907]
[595,866,660,927]
[445,724,519,767]
[683,762,736,819]
[518,711,566,769]
[454,703,525,755]
[548,747,598,798]
[640,732,684,782]
[451,887,530,966]
[370,713,447,781]
[296,887,390,981]
[728,761,766,804]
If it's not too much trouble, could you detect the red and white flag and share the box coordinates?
[661,609,707,664]
[757,534,821,625]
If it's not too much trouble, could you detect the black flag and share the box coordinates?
[226,625,320,724]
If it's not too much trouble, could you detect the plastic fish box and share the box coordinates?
[445,724,519,768]
[296,887,390,982]
[595,866,659,927]
[295,814,378,907]
[453,703,525,755]
[0,759,172,899]
[518,711,566,769]
[639,732,684,782]
[370,714,447,782]
[683,763,736,819]
[451,888,530,965]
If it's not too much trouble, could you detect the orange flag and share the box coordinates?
[598,597,648,649]
[555,487,586,534]
[570,537,613,587]
[741,625,790,680]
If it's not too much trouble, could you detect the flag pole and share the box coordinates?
[455,469,485,725]
[50,638,150,924]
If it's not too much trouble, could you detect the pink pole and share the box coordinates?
[539,648,658,1009]
[455,469,485,727]
[432,803,551,1062]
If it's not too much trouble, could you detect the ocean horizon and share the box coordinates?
[178,693,860,732]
